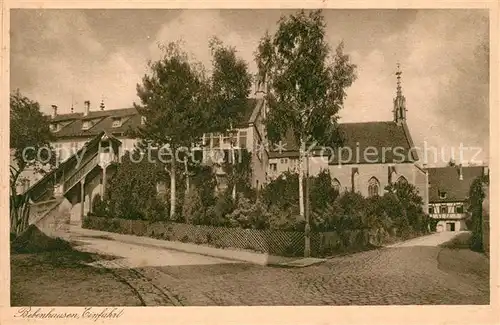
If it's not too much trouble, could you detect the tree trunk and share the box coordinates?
[231,144,236,201]
[184,159,190,192]
[170,159,176,218]
[304,151,311,257]
[298,141,305,219]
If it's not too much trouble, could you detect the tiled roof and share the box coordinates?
[50,99,259,139]
[268,121,418,165]
[427,166,485,203]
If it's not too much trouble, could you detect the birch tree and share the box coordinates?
[255,9,356,256]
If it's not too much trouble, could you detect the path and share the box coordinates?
[63,228,489,306]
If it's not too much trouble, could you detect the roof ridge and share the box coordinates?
[339,120,395,125]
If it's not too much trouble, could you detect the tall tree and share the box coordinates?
[255,9,357,256]
[209,37,253,200]
[10,90,55,234]
[135,42,212,218]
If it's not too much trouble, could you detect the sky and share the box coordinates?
[10,9,490,166]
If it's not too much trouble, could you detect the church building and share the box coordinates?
[267,65,429,209]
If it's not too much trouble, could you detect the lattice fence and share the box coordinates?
[84,216,389,257]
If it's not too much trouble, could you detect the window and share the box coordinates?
[71,142,78,154]
[21,179,31,192]
[456,205,464,213]
[82,120,92,130]
[332,178,341,192]
[397,176,408,184]
[280,158,289,164]
[212,133,220,148]
[428,206,434,214]
[269,163,277,172]
[439,191,447,199]
[238,131,247,149]
[112,118,121,128]
[50,123,60,132]
[368,177,380,197]
[440,205,448,214]
[141,116,146,125]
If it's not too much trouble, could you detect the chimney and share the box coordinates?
[458,164,463,181]
[84,100,90,116]
[51,105,58,118]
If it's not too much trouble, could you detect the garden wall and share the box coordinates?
[83,216,394,257]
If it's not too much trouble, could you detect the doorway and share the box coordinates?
[446,222,456,232]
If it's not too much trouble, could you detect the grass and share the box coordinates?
[11,237,143,306]
[440,232,472,249]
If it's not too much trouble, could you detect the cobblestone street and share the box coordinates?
[69,229,490,306]
[133,236,489,306]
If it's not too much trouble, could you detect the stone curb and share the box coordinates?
[70,227,298,266]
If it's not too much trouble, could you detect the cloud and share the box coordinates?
[341,9,489,164]
[10,10,147,114]
[149,10,261,75]
[10,9,489,165]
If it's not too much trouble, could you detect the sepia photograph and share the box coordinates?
[2,2,497,324]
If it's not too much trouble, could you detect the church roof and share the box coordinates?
[268,121,419,165]
[49,98,261,139]
[427,166,486,203]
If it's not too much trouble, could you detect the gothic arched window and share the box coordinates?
[368,177,380,197]
[332,178,341,192]
[397,176,408,185]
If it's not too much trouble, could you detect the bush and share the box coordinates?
[227,198,270,229]
[311,199,344,231]
[309,170,340,212]
[467,174,489,251]
[268,204,304,231]
[91,194,109,218]
[182,188,206,225]
[337,191,366,229]
[191,165,217,207]
[106,150,167,221]
[205,190,235,227]
[261,171,300,210]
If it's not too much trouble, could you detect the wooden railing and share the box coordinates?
[63,152,99,193]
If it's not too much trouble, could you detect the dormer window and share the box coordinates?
[50,123,60,132]
[112,117,122,128]
[82,120,92,130]
[439,191,447,199]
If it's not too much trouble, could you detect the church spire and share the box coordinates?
[393,63,407,124]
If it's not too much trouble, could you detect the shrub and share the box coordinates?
[311,199,344,231]
[191,165,217,207]
[467,174,489,251]
[107,150,167,220]
[182,187,206,225]
[384,181,425,231]
[429,217,439,232]
[91,194,109,218]
[227,197,270,229]
[337,191,366,229]
[309,169,340,212]
[268,204,304,231]
[206,190,235,227]
[261,171,300,209]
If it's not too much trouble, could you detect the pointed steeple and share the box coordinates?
[393,63,407,124]
[100,96,105,110]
